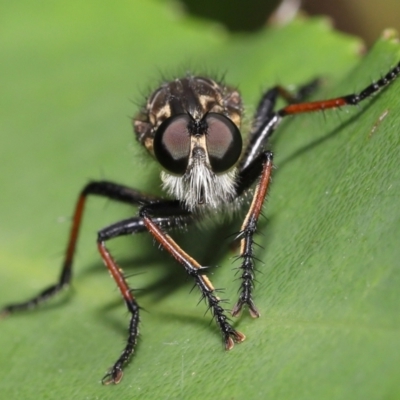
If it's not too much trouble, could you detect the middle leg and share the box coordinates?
[98,204,193,385]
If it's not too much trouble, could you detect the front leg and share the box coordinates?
[140,205,246,351]
[232,151,274,318]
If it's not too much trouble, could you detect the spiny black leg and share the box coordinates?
[240,79,319,171]
[96,204,194,384]
[97,236,140,385]
[242,62,400,171]
[194,272,244,349]
[279,61,400,116]
[233,63,400,318]
[251,78,321,133]
[0,181,162,317]
[101,305,140,385]
[342,61,400,104]
[140,206,246,350]
[232,151,274,318]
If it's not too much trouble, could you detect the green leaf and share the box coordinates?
[1,1,399,399]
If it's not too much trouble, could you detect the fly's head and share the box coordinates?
[134,76,243,211]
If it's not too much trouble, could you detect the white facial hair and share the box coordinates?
[161,163,237,212]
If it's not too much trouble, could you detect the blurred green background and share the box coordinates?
[182,0,400,46]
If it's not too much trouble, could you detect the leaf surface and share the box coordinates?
[1,2,399,399]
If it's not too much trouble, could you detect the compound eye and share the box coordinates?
[205,113,242,173]
[153,114,191,175]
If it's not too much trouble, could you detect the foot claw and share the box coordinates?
[225,330,246,350]
[249,305,260,319]
[102,368,123,385]
[232,299,260,318]
[231,302,243,317]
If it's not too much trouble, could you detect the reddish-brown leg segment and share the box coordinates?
[279,62,400,117]
[94,199,241,384]
[0,181,158,316]
[98,241,139,385]
[235,61,400,318]
[141,213,246,350]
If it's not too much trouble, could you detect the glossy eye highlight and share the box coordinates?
[205,113,242,173]
[153,114,191,175]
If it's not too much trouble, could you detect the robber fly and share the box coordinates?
[2,62,400,384]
